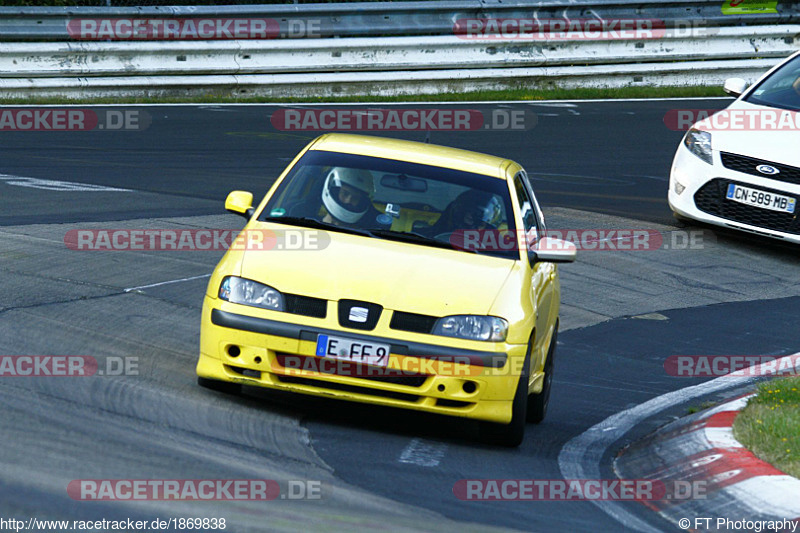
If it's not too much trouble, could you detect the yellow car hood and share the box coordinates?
[239,224,516,316]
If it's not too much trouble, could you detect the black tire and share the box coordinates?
[527,325,557,424]
[478,342,530,447]
[197,376,241,395]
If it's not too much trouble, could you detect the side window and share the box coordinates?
[520,170,546,232]
[513,173,539,250]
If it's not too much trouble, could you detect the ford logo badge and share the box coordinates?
[756,164,780,175]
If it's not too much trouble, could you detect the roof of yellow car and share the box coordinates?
[309,133,513,179]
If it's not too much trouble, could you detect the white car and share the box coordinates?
[668,51,800,243]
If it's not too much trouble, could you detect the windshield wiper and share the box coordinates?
[367,229,476,253]
[260,216,373,238]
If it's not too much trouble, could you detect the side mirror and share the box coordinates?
[723,78,748,98]
[529,237,577,264]
[225,190,254,219]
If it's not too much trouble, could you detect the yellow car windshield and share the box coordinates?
[261,150,519,260]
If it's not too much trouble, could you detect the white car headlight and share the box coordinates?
[219,276,285,311]
[433,315,508,342]
[683,128,713,165]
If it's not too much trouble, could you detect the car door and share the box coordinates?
[522,171,558,331]
[513,172,556,365]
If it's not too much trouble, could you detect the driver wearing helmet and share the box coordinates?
[425,189,502,236]
[320,167,382,227]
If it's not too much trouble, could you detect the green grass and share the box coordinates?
[0,85,724,105]
[733,376,800,478]
[687,401,718,415]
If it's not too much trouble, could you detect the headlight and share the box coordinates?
[219,276,285,311]
[683,128,712,165]
[432,315,508,342]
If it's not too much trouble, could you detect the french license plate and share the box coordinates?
[726,184,796,214]
[315,334,390,367]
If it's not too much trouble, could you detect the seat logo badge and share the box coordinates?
[756,164,780,175]
[349,307,369,323]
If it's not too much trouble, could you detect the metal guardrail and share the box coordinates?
[1,26,796,77]
[1,1,800,40]
[0,1,797,98]
[0,57,781,99]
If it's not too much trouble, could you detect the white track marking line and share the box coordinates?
[558,352,800,532]
[398,438,448,467]
[0,97,733,108]
[0,174,132,192]
[124,274,211,293]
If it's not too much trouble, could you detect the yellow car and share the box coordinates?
[196,134,575,446]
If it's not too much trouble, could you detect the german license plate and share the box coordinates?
[726,184,796,213]
[315,334,390,367]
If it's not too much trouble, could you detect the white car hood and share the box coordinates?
[705,100,800,167]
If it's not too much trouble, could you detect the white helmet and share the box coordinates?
[321,167,375,223]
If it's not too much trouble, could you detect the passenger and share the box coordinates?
[425,189,503,237]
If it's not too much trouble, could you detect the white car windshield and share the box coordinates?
[744,54,800,112]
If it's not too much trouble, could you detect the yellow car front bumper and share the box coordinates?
[196,296,531,424]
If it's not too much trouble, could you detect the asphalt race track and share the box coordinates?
[1,100,799,532]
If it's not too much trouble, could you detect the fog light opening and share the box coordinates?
[227,345,241,358]
[254,356,262,364]
[437,384,445,392]
[462,381,477,394]
[673,180,686,195]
